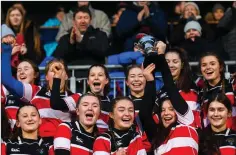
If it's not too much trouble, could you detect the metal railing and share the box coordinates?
[39,61,236,98]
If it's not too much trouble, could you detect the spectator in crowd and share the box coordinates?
[2,59,40,130]
[217,2,236,72]
[179,20,226,61]
[86,64,111,133]
[42,6,65,27]
[139,41,198,155]
[116,1,167,51]
[170,2,215,46]
[171,1,186,22]
[199,52,236,130]
[93,97,147,155]
[56,1,111,41]
[1,44,81,138]
[199,93,236,155]
[108,2,128,55]
[205,3,225,23]
[5,5,45,65]
[1,104,54,155]
[53,6,109,77]
[54,93,101,155]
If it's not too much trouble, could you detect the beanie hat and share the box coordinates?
[184,2,200,15]
[1,24,15,39]
[184,20,202,35]
[212,3,225,13]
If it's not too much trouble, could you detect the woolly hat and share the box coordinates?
[212,3,225,12]
[1,24,15,39]
[184,2,200,15]
[184,20,202,35]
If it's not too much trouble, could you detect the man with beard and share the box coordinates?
[56,1,110,41]
[53,6,109,78]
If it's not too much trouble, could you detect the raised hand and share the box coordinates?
[154,41,166,55]
[143,5,150,18]
[20,44,27,55]
[52,63,64,79]
[137,8,146,22]
[142,63,155,81]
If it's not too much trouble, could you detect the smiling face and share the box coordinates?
[17,61,37,84]
[161,100,177,128]
[200,55,222,86]
[74,11,91,33]
[87,66,109,95]
[126,67,146,95]
[208,101,231,132]
[110,99,135,130]
[16,106,41,133]
[165,52,182,80]
[76,95,101,128]
[9,9,23,27]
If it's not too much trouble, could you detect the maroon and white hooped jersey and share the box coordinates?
[93,128,147,155]
[200,79,236,130]
[20,83,81,137]
[54,121,96,155]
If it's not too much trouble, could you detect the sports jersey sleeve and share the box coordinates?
[93,135,111,155]
[139,80,158,142]
[54,123,71,155]
[1,45,39,102]
[1,139,6,155]
[1,44,24,99]
[51,78,80,112]
[157,54,194,125]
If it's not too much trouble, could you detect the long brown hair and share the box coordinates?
[6,6,25,34]
[166,47,193,93]
[6,6,42,59]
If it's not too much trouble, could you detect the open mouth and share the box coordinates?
[205,71,214,76]
[19,76,27,80]
[132,83,141,87]
[85,113,94,120]
[93,82,101,87]
[122,118,131,123]
[164,117,173,123]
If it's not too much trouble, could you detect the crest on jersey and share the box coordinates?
[76,136,83,143]
[226,138,234,145]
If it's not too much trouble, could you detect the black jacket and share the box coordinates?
[169,18,215,47]
[54,26,109,66]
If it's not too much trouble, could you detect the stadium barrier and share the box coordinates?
[39,61,236,98]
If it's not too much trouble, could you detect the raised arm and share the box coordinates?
[50,64,80,111]
[155,42,194,124]
[138,63,158,141]
[1,44,24,98]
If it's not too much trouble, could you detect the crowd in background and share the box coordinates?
[1,1,236,155]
